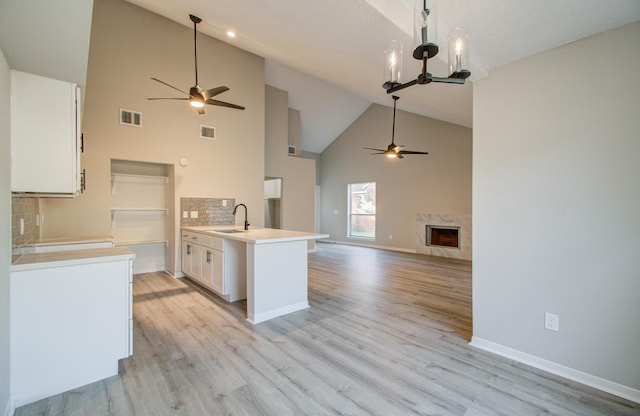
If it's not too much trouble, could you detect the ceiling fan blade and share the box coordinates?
[151,77,189,96]
[206,99,245,110]
[202,86,230,100]
[146,97,189,101]
[363,147,387,152]
[398,150,429,155]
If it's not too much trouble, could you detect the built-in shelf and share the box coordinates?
[115,239,168,247]
[111,161,169,274]
[111,208,168,213]
[111,173,168,183]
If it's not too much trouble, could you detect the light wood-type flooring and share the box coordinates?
[16,243,639,415]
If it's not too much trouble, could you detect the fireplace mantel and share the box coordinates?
[416,213,471,261]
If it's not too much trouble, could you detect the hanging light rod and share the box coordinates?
[382,0,471,94]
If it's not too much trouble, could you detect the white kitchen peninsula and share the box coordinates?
[182,227,328,324]
[10,247,135,407]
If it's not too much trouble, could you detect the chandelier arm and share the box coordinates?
[386,79,418,94]
[430,77,466,84]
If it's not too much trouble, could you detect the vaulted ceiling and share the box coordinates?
[2,0,639,152]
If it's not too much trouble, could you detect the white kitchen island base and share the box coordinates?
[182,227,328,324]
[247,239,310,324]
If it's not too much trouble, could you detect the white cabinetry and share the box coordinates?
[181,231,246,302]
[10,70,83,196]
[10,250,134,406]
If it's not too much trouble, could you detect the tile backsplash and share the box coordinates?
[12,195,40,250]
[180,197,236,227]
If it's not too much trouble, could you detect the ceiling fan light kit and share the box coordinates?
[363,95,429,159]
[382,0,471,93]
[147,14,245,114]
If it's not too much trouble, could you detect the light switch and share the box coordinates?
[182,211,188,218]
[222,199,227,207]
[190,211,198,219]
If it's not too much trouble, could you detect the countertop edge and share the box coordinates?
[10,247,136,272]
[181,226,329,244]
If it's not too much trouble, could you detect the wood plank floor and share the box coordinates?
[16,243,639,415]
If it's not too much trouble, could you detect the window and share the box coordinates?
[348,182,376,238]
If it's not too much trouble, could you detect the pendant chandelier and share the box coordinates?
[382,0,471,93]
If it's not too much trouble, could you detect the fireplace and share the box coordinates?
[426,225,460,249]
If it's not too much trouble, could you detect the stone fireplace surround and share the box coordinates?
[416,213,471,261]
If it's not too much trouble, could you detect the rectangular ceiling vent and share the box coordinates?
[200,125,216,140]
[120,109,141,127]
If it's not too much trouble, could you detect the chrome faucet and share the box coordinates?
[233,203,250,230]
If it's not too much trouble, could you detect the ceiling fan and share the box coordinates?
[147,14,245,115]
[364,95,429,159]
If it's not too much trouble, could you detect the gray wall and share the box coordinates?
[320,103,472,251]
[0,47,10,416]
[41,0,266,275]
[473,22,640,393]
[265,86,316,248]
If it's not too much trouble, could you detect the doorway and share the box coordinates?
[264,177,282,229]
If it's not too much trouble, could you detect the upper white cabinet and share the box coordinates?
[10,70,83,196]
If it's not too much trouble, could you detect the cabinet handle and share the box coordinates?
[187,244,191,255]
[80,169,86,193]
[206,251,212,263]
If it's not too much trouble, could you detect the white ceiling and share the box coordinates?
[2,0,639,153]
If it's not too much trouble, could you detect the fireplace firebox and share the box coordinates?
[426,225,460,249]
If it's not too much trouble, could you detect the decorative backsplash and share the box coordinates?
[180,197,236,227]
[11,195,40,251]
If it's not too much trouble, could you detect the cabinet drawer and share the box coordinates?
[182,232,201,244]
[200,235,224,251]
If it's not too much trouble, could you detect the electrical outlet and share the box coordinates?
[545,312,559,332]
[389,234,393,240]
[190,211,198,219]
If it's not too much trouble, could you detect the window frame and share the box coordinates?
[347,182,376,239]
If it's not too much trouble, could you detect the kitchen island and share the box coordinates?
[181,226,328,324]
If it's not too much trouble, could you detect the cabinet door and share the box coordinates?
[181,240,193,276]
[191,244,203,281]
[10,70,80,195]
[201,249,215,289]
[212,249,224,294]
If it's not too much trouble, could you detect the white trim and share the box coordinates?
[318,239,417,254]
[247,301,309,325]
[470,336,640,404]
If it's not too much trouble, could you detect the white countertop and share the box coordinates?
[10,247,136,272]
[182,226,329,244]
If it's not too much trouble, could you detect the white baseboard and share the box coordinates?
[470,336,640,404]
[247,301,309,325]
[318,239,416,254]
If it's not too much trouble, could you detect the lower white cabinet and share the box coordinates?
[9,250,134,407]
[181,231,246,302]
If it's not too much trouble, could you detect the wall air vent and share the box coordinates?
[200,124,216,140]
[288,145,297,156]
[120,109,142,127]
